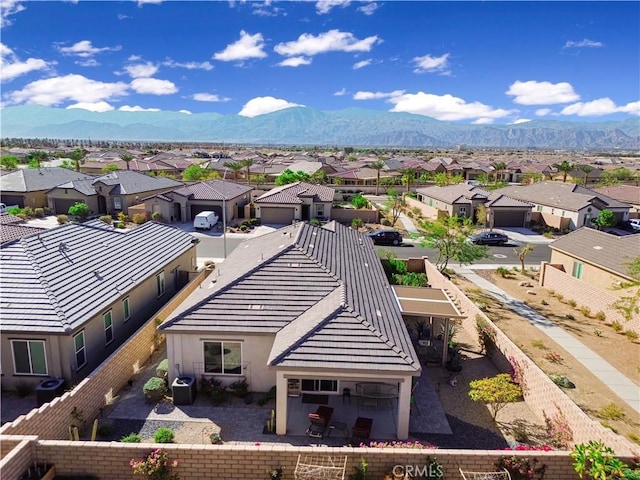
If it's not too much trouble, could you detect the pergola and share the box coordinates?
[392,285,466,366]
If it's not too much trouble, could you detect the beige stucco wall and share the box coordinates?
[549,249,630,290]
[46,188,100,215]
[166,332,276,392]
[0,246,197,390]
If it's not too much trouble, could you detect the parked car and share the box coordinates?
[193,211,219,230]
[620,219,640,233]
[368,230,403,246]
[469,231,509,246]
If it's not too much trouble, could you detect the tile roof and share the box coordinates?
[592,185,640,205]
[1,224,46,244]
[416,184,532,208]
[171,179,252,201]
[550,227,640,279]
[160,221,420,373]
[0,168,94,193]
[93,170,182,194]
[53,179,97,196]
[496,182,631,212]
[0,221,197,334]
[255,182,335,204]
[0,213,24,225]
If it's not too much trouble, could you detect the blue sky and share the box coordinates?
[1,0,638,124]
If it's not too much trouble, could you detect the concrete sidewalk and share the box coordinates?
[453,266,640,414]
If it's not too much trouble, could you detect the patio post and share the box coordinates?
[396,378,412,440]
[275,371,288,435]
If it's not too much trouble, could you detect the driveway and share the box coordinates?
[491,227,555,245]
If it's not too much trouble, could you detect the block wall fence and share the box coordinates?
[539,262,639,334]
[422,259,638,457]
[0,268,212,440]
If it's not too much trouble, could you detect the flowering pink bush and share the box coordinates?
[130,448,179,480]
[496,454,547,480]
[543,407,573,449]
[505,445,553,451]
[363,440,438,449]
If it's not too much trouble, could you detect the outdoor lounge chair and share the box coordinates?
[306,406,334,438]
[459,467,511,479]
[351,417,373,441]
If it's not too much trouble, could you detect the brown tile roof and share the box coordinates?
[592,185,640,205]
[255,182,335,204]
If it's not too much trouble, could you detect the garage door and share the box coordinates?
[54,198,78,214]
[190,204,222,221]
[260,207,295,225]
[0,195,24,208]
[492,210,526,227]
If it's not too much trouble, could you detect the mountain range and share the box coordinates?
[1,105,639,149]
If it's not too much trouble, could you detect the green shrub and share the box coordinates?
[34,208,44,218]
[239,224,247,231]
[154,427,174,443]
[228,379,249,398]
[68,202,89,220]
[99,215,113,225]
[568,299,577,308]
[496,266,512,278]
[579,306,592,317]
[611,321,623,332]
[351,218,364,229]
[381,218,392,226]
[142,376,167,401]
[155,359,169,378]
[120,432,142,443]
[625,330,639,341]
[594,329,603,337]
[57,214,69,224]
[249,218,259,226]
[117,211,128,224]
[151,211,163,222]
[351,193,368,209]
[531,339,547,349]
[309,218,320,226]
[22,206,33,218]
[595,311,607,321]
[132,213,147,225]
[549,373,575,389]
[597,403,625,421]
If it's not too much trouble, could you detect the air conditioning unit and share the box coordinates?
[36,378,66,406]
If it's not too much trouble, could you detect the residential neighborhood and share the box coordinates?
[1,145,639,478]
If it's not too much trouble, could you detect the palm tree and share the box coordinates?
[492,161,507,184]
[27,150,48,168]
[240,158,254,185]
[399,167,417,193]
[578,164,594,187]
[69,148,85,172]
[553,160,574,183]
[224,161,243,182]
[371,160,385,195]
[121,153,133,171]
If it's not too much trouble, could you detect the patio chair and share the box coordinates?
[306,406,334,438]
[351,417,373,441]
[459,467,511,480]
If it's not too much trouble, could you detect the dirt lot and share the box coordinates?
[454,269,640,446]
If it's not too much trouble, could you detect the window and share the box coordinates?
[316,204,324,218]
[173,267,180,291]
[11,340,47,375]
[203,341,242,375]
[458,206,467,217]
[156,272,165,297]
[123,297,130,322]
[572,261,583,280]
[301,379,338,392]
[74,331,86,369]
[103,310,114,345]
[536,205,543,212]
[113,197,122,210]
[429,199,434,207]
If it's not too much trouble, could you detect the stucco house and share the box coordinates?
[593,185,640,219]
[254,182,335,224]
[415,184,533,227]
[0,220,198,390]
[159,221,421,439]
[0,167,94,209]
[46,170,183,216]
[496,182,631,230]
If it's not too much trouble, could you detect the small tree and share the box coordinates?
[351,193,368,209]
[553,160,574,183]
[419,215,489,272]
[468,373,522,421]
[121,153,133,171]
[592,209,616,230]
[101,163,119,173]
[475,204,488,228]
[371,160,385,195]
[68,202,89,221]
[0,156,19,169]
[514,244,534,272]
[384,189,404,226]
[182,164,207,181]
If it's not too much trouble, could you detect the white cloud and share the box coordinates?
[1,0,26,27]
[252,3,284,16]
[130,78,177,95]
[412,53,450,74]
[67,101,114,112]
[125,61,159,78]
[563,39,603,49]
[357,2,379,15]
[5,74,128,106]
[118,105,161,112]
[506,80,580,105]
[193,93,226,102]
[560,98,640,117]
[58,40,121,58]
[333,88,348,96]
[277,56,312,67]
[0,44,51,82]
[117,14,130,20]
[472,118,494,125]
[535,108,552,116]
[353,59,371,70]
[162,58,214,71]
[137,0,163,6]
[389,91,516,121]
[214,30,267,62]
[76,58,99,67]
[354,90,404,100]
[238,96,303,117]
[274,29,380,57]
[316,0,350,15]
[179,109,192,115]
[511,118,532,124]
